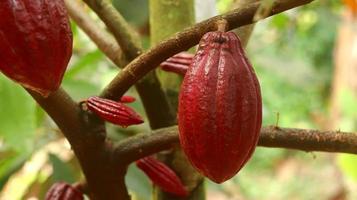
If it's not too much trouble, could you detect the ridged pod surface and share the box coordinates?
[0,0,72,96]
[87,96,144,127]
[136,156,188,197]
[178,31,262,183]
[160,52,193,75]
[45,182,83,200]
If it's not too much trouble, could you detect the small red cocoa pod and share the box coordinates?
[45,182,83,200]
[178,31,262,183]
[87,96,144,127]
[119,95,136,103]
[160,52,193,75]
[136,156,188,197]
[0,0,73,97]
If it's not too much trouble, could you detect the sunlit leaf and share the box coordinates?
[338,154,357,181]
[0,75,36,152]
[66,50,104,78]
[0,153,28,190]
[62,78,100,100]
[126,164,151,200]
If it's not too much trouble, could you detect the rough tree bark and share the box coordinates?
[233,0,258,47]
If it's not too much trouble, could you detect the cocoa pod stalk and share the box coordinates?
[178,31,262,183]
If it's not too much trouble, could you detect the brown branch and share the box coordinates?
[113,126,179,164]
[114,126,357,164]
[82,0,141,60]
[233,0,258,47]
[100,0,315,99]
[82,0,176,129]
[28,88,130,200]
[64,0,126,67]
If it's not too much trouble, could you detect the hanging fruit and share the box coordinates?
[0,0,73,97]
[178,30,262,183]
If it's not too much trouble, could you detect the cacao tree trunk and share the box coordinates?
[149,1,205,200]
[150,0,194,109]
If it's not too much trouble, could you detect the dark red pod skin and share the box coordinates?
[45,182,84,200]
[0,0,72,97]
[136,156,188,197]
[178,31,262,183]
[87,96,144,127]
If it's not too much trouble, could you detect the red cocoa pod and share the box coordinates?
[0,0,72,97]
[119,95,136,103]
[160,52,193,75]
[45,182,84,200]
[87,96,144,127]
[178,31,262,183]
[136,156,188,197]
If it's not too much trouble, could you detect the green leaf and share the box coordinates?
[125,164,151,200]
[270,13,290,29]
[65,50,104,78]
[340,88,357,118]
[48,153,76,183]
[0,152,29,190]
[0,75,36,152]
[337,154,357,181]
[112,0,149,27]
[62,78,100,100]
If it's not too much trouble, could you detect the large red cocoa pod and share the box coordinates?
[45,182,84,200]
[0,0,72,97]
[178,31,262,183]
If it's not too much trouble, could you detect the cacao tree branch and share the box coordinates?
[28,89,130,200]
[27,88,90,146]
[114,126,357,164]
[233,0,258,47]
[113,126,179,165]
[82,0,176,129]
[82,0,141,60]
[100,0,315,99]
[64,0,127,67]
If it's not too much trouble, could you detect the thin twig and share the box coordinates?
[100,0,315,100]
[82,0,142,60]
[113,126,357,165]
[64,0,126,67]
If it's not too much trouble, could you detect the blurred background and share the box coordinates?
[0,0,356,199]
